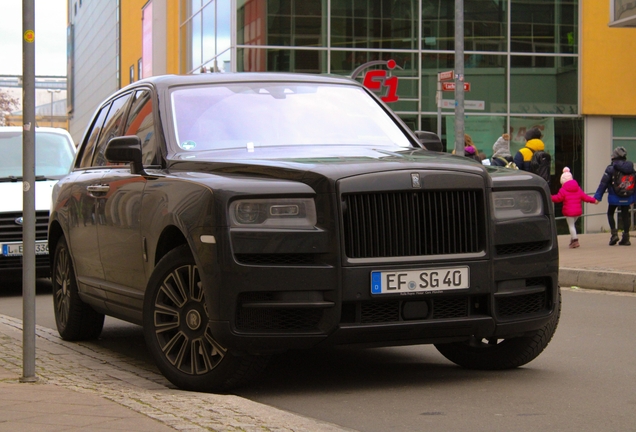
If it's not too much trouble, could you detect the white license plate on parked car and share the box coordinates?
[371,266,469,295]
[1,241,49,257]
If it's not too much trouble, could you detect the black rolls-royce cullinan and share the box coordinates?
[49,73,560,392]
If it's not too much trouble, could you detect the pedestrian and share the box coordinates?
[594,146,636,246]
[463,134,482,162]
[551,167,598,248]
[513,127,552,184]
[490,133,515,168]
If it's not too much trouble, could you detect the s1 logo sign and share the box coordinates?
[350,59,400,103]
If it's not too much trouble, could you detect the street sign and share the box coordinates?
[440,99,485,110]
[441,82,471,92]
[439,70,454,81]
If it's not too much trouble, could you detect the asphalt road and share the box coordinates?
[2,281,635,431]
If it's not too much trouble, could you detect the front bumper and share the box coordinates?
[207,253,559,354]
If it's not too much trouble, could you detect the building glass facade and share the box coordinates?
[180,0,581,189]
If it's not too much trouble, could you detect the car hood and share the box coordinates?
[169,145,491,192]
[0,180,57,213]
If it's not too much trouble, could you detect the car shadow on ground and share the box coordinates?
[236,345,535,396]
[0,278,53,298]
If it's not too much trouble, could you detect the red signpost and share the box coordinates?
[441,82,471,92]
[439,70,454,81]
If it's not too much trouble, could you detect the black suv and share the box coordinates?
[49,73,560,392]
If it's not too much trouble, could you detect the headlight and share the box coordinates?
[492,190,543,219]
[229,198,317,229]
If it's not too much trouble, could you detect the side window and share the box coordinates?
[92,93,132,167]
[77,104,110,168]
[125,89,159,166]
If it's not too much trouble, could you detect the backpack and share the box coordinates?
[496,157,518,170]
[611,169,636,197]
[529,149,552,182]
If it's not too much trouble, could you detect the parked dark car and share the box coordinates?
[49,73,560,392]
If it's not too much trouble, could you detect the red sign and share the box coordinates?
[439,70,454,81]
[356,59,399,103]
[441,82,471,92]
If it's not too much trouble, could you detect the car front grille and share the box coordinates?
[0,211,49,242]
[342,190,483,259]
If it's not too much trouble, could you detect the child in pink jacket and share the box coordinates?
[552,167,598,248]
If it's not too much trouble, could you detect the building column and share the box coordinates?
[584,115,613,233]
[152,0,167,76]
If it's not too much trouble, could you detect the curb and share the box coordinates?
[559,268,636,293]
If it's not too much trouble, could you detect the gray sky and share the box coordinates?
[0,0,67,77]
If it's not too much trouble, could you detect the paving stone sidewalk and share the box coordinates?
[0,315,352,432]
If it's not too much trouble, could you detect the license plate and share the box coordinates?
[1,241,49,257]
[371,266,469,295]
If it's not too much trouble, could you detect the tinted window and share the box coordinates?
[92,93,132,167]
[78,104,110,168]
[124,89,158,165]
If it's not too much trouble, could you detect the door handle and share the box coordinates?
[87,184,110,196]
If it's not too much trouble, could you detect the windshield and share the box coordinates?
[170,82,412,152]
[0,131,75,178]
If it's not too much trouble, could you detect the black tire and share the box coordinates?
[52,237,105,341]
[435,287,561,370]
[143,245,268,392]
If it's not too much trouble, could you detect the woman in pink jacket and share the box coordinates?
[552,167,598,248]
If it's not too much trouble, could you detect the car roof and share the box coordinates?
[0,126,74,138]
[119,72,363,93]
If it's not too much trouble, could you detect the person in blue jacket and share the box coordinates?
[594,146,635,246]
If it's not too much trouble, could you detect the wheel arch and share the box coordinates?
[48,220,65,269]
[154,225,189,266]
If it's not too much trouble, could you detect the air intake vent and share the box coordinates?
[342,190,483,258]
[496,291,547,317]
[496,241,548,255]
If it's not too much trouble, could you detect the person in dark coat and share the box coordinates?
[594,146,635,246]
[513,127,545,172]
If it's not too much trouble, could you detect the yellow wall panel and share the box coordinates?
[583,1,636,115]
[120,0,145,86]
[166,0,180,75]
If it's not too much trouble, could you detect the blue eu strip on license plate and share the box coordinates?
[371,267,470,295]
[1,242,48,257]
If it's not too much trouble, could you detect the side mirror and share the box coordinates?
[105,135,145,175]
[415,131,443,152]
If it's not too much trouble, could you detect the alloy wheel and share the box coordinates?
[152,264,226,375]
[53,245,72,329]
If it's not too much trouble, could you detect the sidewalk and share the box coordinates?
[558,232,636,292]
[0,315,351,431]
[0,233,634,431]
